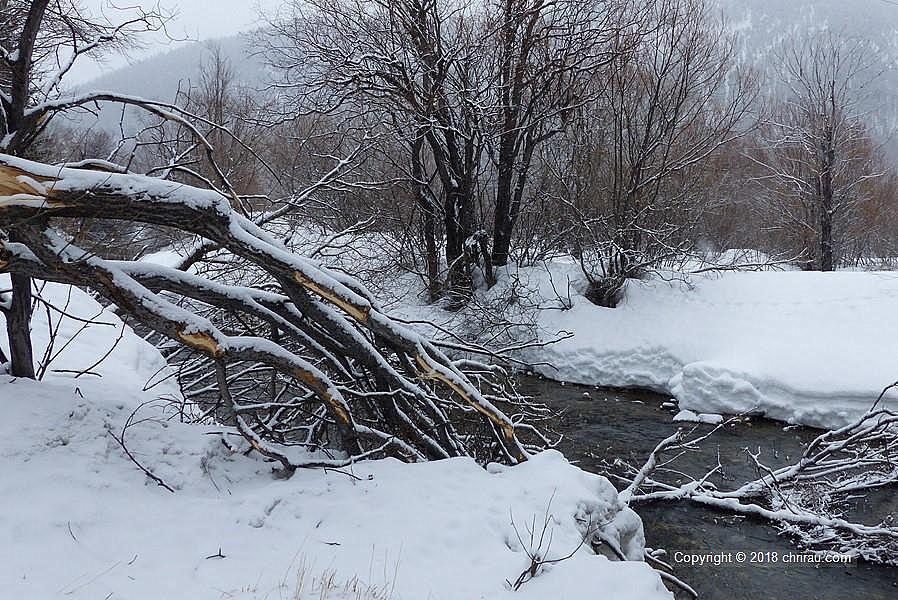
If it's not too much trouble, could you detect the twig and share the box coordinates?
[110,401,176,493]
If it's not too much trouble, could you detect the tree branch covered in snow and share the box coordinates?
[0,153,550,467]
[611,388,898,564]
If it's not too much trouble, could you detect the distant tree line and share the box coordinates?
[236,0,895,306]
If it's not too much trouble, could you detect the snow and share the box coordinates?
[523,263,898,429]
[0,382,669,600]
[673,410,725,425]
[388,257,898,430]
[130,218,898,432]
[0,284,670,600]
[139,248,185,268]
[0,275,174,392]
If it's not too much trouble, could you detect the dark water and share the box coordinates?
[518,377,898,600]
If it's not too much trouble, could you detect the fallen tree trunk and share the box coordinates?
[0,154,545,467]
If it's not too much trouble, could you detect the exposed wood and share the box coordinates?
[177,330,224,358]
[292,271,371,323]
[0,164,60,202]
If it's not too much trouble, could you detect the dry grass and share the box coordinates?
[220,552,398,600]
[291,563,394,600]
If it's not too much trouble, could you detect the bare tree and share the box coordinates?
[484,0,624,268]
[552,0,756,306]
[261,0,485,299]
[750,31,885,271]
[136,44,270,205]
[0,0,170,377]
[261,0,629,302]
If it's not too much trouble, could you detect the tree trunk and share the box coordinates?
[819,136,835,272]
[491,208,513,267]
[5,273,35,378]
[820,205,834,271]
[443,186,474,302]
[422,206,440,301]
[411,137,441,301]
[491,139,516,267]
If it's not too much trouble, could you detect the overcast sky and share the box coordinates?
[69,0,284,84]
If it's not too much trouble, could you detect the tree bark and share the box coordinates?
[491,110,518,268]
[443,185,474,301]
[411,136,441,301]
[4,273,35,378]
[819,131,836,271]
[422,205,440,300]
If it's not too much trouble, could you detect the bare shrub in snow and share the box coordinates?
[550,0,757,307]
[506,493,597,591]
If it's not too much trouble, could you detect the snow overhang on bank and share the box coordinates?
[0,377,671,599]
[516,264,898,429]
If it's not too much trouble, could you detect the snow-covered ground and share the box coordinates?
[0,276,173,386]
[12,242,894,597]
[0,281,671,599]
[470,261,898,429]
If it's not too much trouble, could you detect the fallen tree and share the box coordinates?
[0,154,550,468]
[611,385,898,564]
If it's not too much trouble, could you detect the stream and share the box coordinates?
[518,376,898,599]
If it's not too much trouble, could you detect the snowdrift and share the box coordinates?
[514,262,898,428]
[0,276,174,389]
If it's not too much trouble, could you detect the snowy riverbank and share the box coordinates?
[472,261,898,429]
[0,282,670,599]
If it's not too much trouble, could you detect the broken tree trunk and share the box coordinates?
[0,154,543,467]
